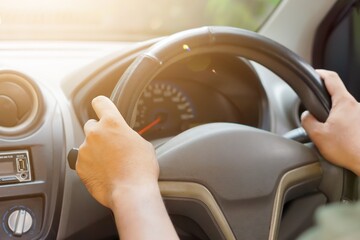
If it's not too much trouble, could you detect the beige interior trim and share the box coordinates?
[159,181,236,240]
[159,163,322,240]
[268,162,322,240]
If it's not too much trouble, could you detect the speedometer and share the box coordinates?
[134,82,195,140]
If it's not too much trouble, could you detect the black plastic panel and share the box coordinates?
[165,198,224,240]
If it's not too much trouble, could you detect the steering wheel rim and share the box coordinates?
[111,26,331,125]
[110,27,350,239]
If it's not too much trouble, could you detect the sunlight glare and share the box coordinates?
[183,44,191,51]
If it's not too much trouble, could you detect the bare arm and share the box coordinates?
[301,70,360,176]
[76,96,179,240]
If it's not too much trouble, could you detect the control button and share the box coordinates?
[8,209,33,236]
[19,173,28,180]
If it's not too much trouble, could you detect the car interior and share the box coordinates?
[0,0,359,239]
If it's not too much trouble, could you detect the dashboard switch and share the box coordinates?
[7,209,33,236]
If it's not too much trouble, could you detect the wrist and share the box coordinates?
[109,181,161,210]
[109,180,179,240]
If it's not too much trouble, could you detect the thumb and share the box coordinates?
[301,111,324,141]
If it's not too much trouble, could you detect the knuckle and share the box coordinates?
[309,127,323,138]
[326,71,339,79]
[86,127,100,140]
[84,119,97,131]
[306,124,326,141]
[102,115,120,127]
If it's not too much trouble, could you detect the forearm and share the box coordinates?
[110,183,179,240]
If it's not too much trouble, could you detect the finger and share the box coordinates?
[84,119,98,135]
[316,70,349,103]
[91,96,122,120]
[301,111,324,140]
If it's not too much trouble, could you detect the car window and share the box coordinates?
[0,0,281,41]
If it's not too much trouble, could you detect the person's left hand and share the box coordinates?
[76,96,159,209]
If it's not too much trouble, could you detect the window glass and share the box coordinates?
[0,0,281,41]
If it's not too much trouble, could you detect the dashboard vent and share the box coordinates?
[0,70,43,136]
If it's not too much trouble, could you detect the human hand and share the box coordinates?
[301,70,360,176]
[76,96,159,208]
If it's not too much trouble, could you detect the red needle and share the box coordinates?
[137,116,162,135]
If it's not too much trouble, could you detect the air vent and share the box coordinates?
[0,70,43,136]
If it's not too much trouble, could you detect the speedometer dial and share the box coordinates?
[134,82,195,140]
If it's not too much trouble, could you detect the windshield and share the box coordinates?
[0,0,281,41]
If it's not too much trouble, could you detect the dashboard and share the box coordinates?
[0,1,339,239]
[0,39,301,239]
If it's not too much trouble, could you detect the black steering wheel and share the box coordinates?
[110,27,352,239]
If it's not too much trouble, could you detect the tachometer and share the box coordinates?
[134,82,195,140]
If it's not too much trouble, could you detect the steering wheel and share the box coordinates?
[110,27,351,239]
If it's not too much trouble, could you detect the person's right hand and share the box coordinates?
[301,70,360,176]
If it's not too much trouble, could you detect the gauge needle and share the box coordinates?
[137,116,162,135]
